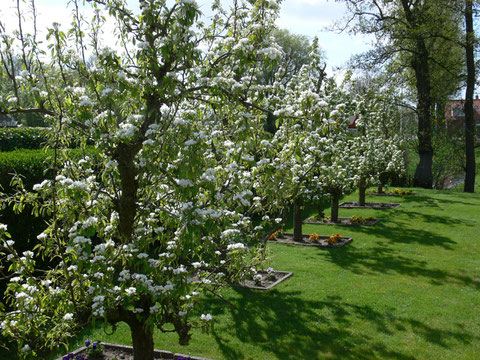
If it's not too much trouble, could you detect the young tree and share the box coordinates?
[0,1,287,359]
[311,79,359,222]
[352,93,405,205]
[250,38,328,242]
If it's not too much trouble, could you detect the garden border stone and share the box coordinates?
[339,201,400,209]
[236,270,293,290]
[56,342,215,360]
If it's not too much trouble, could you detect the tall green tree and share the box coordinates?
[463,0,476,192]
[341,0,465,188]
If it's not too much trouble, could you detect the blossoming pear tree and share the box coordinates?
[350,93,405,205]
[251,38,329,241]
[0,0,287,359]
[308,80,360,223]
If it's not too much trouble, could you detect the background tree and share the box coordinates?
[463,0,476,192]
[340,0,465,189]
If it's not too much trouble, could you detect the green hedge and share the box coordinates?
[0,127,50,151]
[0,147,99,191]
[0,146,99,253]
[0,148,50,192]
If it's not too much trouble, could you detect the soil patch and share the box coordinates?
[304,216,380,226]
[339,201,400,209]
[237,270,293,290]
[269,233,352,248]
[57,342,213,360]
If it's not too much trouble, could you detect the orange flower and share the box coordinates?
[309,233,319,241]
[327,233,342,244]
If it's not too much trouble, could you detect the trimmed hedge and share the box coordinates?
[0,146,100,254]
[0,148,50,192]
[0,147,99,192]
[0,127,49,151]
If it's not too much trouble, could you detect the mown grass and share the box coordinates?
[0,148,457,359]
[45,176,480,360]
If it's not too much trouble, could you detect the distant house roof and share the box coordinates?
[0,114,18,127]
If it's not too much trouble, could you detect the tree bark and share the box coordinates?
[317,203,324,218]
[330,192,339,223]
[115,143,139,241]
[359,185,367,207]
[378,184,384,194]
[412,49,433,189]
[263,112,277,134]
[293,197,303,242]
[131,320,155,360]
[464,0,476,193]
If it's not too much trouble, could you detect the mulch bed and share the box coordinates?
[304,217,380,226]
[237,270,293,290]
[57,342,213,360]
[268,233,352,248]
[339,201,400,209]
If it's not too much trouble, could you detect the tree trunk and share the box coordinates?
[331,193,339,223]
[464,0,476,193]
[131,321,155,360]
[359,185,367,207]
[378,172,388,194]
[401,0,433,189]
[412,53,433,189]
[293,197,303,242]
[116,143,139,241]
[317,203,324,218]
[264,112,277,134]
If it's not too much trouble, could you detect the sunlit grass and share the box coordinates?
[45,181,480,360]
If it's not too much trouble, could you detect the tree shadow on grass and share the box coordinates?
[322,243,480,290]
[397,193,480,207]
[385,209,475,227]
[203,291,476,360]
[342,221,458,250]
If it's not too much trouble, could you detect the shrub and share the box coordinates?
[0,127,49,151]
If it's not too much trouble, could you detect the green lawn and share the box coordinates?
[46,181,480,360]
